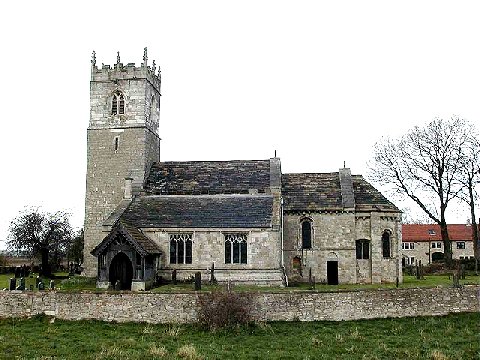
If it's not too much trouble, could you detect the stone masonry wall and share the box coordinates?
[0,287,477,323]
[283,212,402,284]
[144,228,283,285]
[84,66,161,277]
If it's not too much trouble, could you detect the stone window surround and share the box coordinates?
[382,229,392,258]
[431,242,442,249]
[456,241,466,249]
[224,232,248,264]
[111,90,125,115]
[356,239,370,260]
[169,233,193,265]
[299,217,314,250]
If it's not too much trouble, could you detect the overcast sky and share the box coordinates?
[1,1,479,249]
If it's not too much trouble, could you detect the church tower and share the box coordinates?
[83,49,161,276]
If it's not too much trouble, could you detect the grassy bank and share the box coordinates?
[0,312,478,359]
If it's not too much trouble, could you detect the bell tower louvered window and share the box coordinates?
[111,91,125,115]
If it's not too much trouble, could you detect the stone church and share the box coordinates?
[84,50,402,290]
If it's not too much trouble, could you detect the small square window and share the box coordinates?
[456,242,465,249]
[428,229,436,235]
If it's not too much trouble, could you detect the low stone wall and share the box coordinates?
[0,286,478,323]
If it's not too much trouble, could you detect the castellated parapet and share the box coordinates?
[83,49,161,277]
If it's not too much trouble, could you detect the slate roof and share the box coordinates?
[91,221,161,257]
[282,173,399,212]
[282,173,342,210]
[352,175,398,212]
[144,160,272,195]
[403,224,478,242]
[121,194,273,228]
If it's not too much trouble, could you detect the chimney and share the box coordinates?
[124,177,133,199]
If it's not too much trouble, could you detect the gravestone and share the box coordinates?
[114,280,121,291]
[194,272,201,291]
[9,278,16,291]
[49,280,55,290]
[36,276,41,288]
[38,282,45,291]
[209,262,217,284]
[16,277,25,291]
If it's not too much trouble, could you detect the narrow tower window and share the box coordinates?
[114,137,119,152]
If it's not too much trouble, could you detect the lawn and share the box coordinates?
[1,273,478,293]
[0,312,477,359]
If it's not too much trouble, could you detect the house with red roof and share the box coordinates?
[401,224,477,266]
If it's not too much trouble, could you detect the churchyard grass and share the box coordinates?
[151,275,478,293]
[0,312,477,359]
[1,273,477,292]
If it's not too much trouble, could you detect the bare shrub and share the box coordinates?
[196,290,252,330]
[177,344,202,359]
[430,350,449,360]
[149,344,168,357]
[165,324,182,337]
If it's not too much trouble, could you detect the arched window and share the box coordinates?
[356,239,370,259]
[301,219,312,249]
[111,91,125,115]
[169,233,193,264]
[382,230,391,258]
[224,233,247,264]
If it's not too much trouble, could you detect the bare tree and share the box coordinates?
[369,116,471,266]
[456,133,480,268]
[8,208,73,276]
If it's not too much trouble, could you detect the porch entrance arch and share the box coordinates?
[109,252,133,290]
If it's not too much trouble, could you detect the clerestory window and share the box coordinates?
[356,239,370,260]
[169,233,192,264]
[111,91,125,115]
[225,233,247,264]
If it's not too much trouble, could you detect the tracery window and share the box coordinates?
[301,219,312,249]
[224,233,247,264]
[169,233,193,264]
[356,239,370,259]
[382,230,391,258]
[111,91,125,115]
